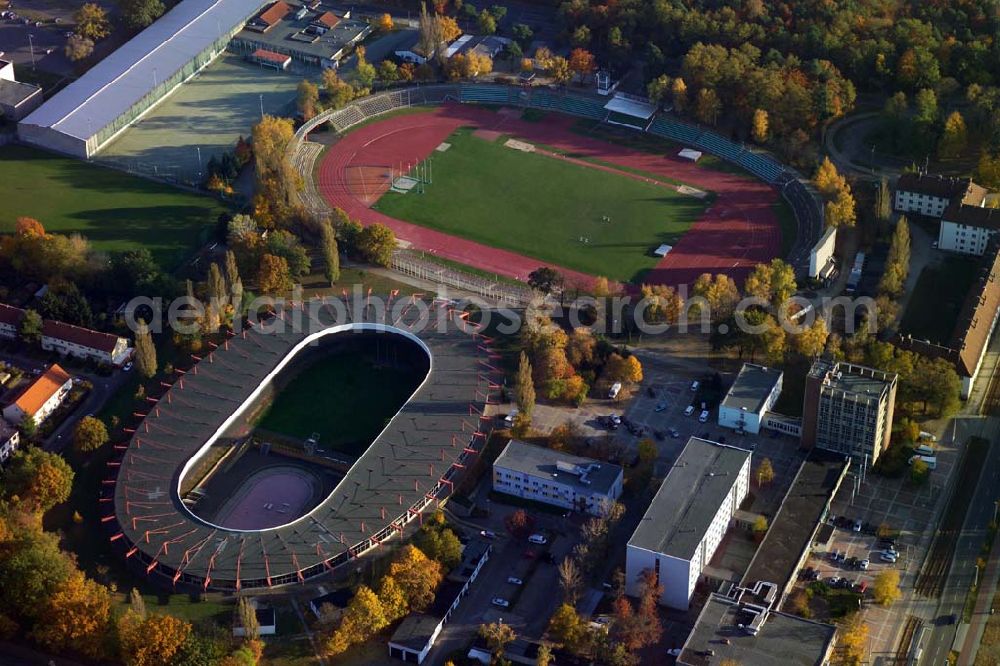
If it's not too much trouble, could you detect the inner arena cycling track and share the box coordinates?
[315,103,783,288]
[108,295,497,591]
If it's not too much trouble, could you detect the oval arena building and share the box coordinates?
[108,295,498,591]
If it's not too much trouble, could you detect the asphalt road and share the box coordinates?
[0,349,128,454]
[921,416,1000,665]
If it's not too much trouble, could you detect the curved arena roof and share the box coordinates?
[109,295,497,591]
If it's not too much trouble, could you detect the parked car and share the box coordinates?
[684,405,695,417]
[880,551,898,563]
[655,401,667,412]
[492,598,510,608]
[507,577,523,586]
[528,534,548,545]
[690,380,700,392]
[852,519,863,532]
[698,409,710,423]
[480,530,496,539]
[669,428,680,438]
[504,409,519,426]
[123,361,133,372]
[860,559,870,571]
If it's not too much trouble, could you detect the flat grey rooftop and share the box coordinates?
[679,594,835,666]
[494,439,622,497]
[810,359,894,399]
[741,452,847,588]
[721,364,782,414]
[628,438,750,560]
[234,11,369,60]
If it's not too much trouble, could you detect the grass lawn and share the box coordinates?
[0,145,227,269]
[374,127,708,283]
[256,349,422,456]
[900,257,981,344]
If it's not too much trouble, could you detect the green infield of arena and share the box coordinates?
[0,145,227,270]
[255,350,422,458]
[373,127,710,283]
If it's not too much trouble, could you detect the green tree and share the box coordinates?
[478,9,497,35]
[479,621,516,664]
[134,323,157,379]
[755,458,775,486]
[547,603,585,647]
[515,352,536,419]
[357,223,396,267]
[913,88,938,124]
[646,74,671,106]
[4,448,74,513]
[235,597,259,641]
[938,111,968,158]
[256,253,293,295]
[355,57,377,88]
[528,267,563,294]
[118,0,165,29]
[73,416,109,453]
[296,79,319,121]
[320,220,341,285]
[75,3,110,40]
[19,309,42,345]
[873,569,901,606]
[0,530,73,622]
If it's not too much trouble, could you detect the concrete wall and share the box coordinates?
[894,190,951,218]
[626,545,693,610]
[938,220,995,256]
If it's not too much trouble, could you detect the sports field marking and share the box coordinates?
[504,138,535,153]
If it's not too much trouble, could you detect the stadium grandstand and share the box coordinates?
[109,295,497,591]
[18,0,265,158]
[602,92,658,130]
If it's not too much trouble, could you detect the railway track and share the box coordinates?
[894,615,921,664]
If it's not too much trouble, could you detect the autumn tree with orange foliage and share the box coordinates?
[15,217,46,237]
[117,611,192,666]
[387,545,443,612]
[31,570,112,659]
[568,48,596,81]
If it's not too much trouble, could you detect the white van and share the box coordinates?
[684,405,695,417]
[908,455,937,470]
[608,382,622,399]
[528,534,548,545]
[690,380,700,392]
[919,431,938,442]
[914,444,935,456]
[698,409,710,423]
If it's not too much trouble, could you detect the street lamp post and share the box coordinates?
[27,33,36,69]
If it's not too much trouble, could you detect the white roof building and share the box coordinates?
[18,0,265,158]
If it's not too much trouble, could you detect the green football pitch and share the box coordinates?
[0,145,226,269]
[374,127,710,283]
[256,351,422,457]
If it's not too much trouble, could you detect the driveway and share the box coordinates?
[0,349,128,454]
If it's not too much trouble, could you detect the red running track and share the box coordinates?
[315,104,781,289]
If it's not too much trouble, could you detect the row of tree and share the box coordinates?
[323,513,462,656]
[0,447,263,665]
[813,157,858,229]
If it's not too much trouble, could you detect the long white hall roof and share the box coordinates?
[21,0,263,141]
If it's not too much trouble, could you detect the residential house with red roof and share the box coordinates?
[2,364,72,425]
